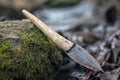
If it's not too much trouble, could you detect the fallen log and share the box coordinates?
[0,20,63,80]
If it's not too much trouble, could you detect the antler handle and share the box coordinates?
[22,9,73,51]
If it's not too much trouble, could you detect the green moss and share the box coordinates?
[0,28,62,80]
[0,37,11,80]
[46,0,80,7]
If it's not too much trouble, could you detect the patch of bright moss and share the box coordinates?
[0,28,62,80]
[46,0,80,7]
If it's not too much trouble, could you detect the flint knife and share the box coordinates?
[22,9,103,72]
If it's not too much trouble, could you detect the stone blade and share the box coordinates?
[66,44,103,72]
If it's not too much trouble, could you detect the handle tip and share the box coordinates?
[22,9,26,13]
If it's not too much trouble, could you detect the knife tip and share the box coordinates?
[94,67,104,73]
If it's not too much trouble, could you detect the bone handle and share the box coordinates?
[22,9,73,51]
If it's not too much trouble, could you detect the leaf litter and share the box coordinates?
[55,5,120,80]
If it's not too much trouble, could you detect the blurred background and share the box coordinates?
[0,0,120,80]
[0,0,120,39]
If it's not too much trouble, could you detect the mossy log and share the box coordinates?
[0,20,63,80]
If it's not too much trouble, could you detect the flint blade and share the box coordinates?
[66,44,103,72]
